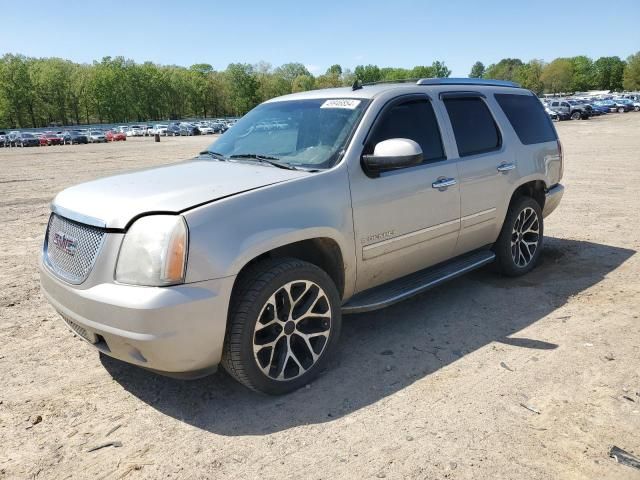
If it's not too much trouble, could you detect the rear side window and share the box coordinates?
[366,98,445,163]
[443,97,501,157]
[495,94,558,145]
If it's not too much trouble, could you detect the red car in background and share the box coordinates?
[37,134,48,146]
[41,132,63,145]
[106,130,126,142]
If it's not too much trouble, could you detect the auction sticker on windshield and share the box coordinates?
[320,99,361,109]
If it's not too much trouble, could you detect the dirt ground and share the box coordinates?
[1,116,639,480]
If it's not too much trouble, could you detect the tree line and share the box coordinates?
[1,52,639,129]
[469,53,640,95]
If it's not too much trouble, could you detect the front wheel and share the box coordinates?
[570,111,581,120]
[222,258,341,395]
[494,196,543,277]
[618,107,625,113]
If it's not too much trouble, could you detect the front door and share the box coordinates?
[348,95,461,293]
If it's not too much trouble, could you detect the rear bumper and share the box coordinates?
[543,183,564,218]
[40,259,235,376]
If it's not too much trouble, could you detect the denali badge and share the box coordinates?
[53,232,78,256]
[361,230,396,244]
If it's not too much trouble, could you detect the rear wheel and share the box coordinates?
[570,111,581,120]
[618,107,625,113]
[222,258,341,395]
[494,196,543,277]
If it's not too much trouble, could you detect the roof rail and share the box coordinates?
[362,78,422,86]
[416,78,521,88]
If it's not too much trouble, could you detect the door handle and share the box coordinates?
[432,177,457,189]
[497,162,516,173]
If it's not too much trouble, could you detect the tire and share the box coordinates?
[222,258,342,395]
[618,107,625,113]
[570,111,581,120]
[494,196,544,277]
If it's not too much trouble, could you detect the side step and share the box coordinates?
[342,250,495,314]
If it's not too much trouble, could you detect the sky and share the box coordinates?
[1,0,638,77]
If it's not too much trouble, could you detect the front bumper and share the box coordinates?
[40,259,235,376]
[543,183,564,218]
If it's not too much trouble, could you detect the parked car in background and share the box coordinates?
[40,132,64,145]
[593,100,618,112]
[167,123,181,136]
[0,131,7,147]
[12,132,41,147]
[197,123,215,134]
[88,130,107,143]
[126,125,144,137]
[588,103,610,115]
[544,106,569,121]
[152,124,168,136]
[548,99,591,120]
[613,99,635,112]
[6,131,22,147]
[37,134,49,146]
[106,130,127,142]
[211,122,227,133]
[61,130,89,145]
[179,123,200,136]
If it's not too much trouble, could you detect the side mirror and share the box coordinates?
[361,138,423,178]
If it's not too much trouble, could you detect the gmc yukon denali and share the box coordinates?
[40,78,564,394]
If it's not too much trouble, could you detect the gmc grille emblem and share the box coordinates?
[53,232,78,256]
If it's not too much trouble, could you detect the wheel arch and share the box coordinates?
[231,235,347,301]
[509,179,547,211]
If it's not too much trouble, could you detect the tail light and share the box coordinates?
[557,139,564,181]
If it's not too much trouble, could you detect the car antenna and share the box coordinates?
[352,79,363,91]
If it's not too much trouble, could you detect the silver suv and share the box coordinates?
[40,78,564,394]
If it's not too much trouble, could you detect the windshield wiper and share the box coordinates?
[229,154,300,170]
[200,151,227,161]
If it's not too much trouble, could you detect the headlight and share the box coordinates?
[115,215,188,286]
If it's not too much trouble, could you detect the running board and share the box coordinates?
[342,250,496,314]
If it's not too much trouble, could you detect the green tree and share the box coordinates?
[623,51,640,90]
[515,59,545,94]
[593,56,626,91]
[541,58,574,93]
[410,65,435,78]
[431,61,451,78]
[225,63,259,115]
[292,74,315,92]
[354,64,382,83]
[469,61,485,78]
[569,56,595,91]
[484,58,524,81]
[326,64,342,77]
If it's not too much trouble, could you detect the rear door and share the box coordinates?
[438,92,513,255]
[349,94,461,292]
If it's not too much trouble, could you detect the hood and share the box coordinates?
[52,158,309,229]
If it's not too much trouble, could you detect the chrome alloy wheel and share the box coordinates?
[511,206,540,267]
[253,280,332,381]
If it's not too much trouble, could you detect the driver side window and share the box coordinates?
[365,98,445,164]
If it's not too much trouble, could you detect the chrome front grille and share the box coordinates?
[45,213,106,284]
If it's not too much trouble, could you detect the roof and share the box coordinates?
[265,78,527,103]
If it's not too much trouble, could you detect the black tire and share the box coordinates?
[494,196,544,277]
[222,257,342,395]
[618,107,625,113]
[570,111,581,120]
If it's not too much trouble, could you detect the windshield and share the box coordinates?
[207,98,368,170]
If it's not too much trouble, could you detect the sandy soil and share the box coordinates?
[0,118,639,480]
